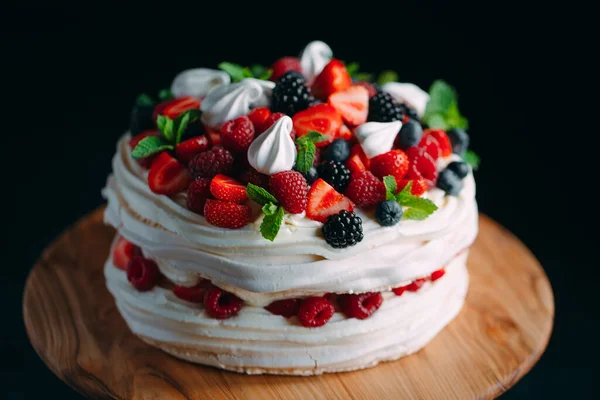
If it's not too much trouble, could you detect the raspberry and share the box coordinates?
[370,149,409,182]
[298,297,335,327]
[317,160,351,192]
[265,299,300,318]
[269,171,309,214]
[339,292,383,319]
[173,280,212,303]
[392,286,408,296]
[203,287,243,319]
[247,107,271,134]
[346,171,386,208]
[266,112,296,141]
[188,146,234,179]
[221,116,255,153]
[239,167,269,188]
[127,256,160,291]
[430,269,446,281]
[271,71,315,116]
[406,278,427,292]
[186,178,211,214]
[204,199,250,229]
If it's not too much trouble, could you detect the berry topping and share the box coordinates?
[346,154,367,177]
[205,126,222,147]
[354,81,378,98]
[173,280,212,303]
[175,135,209,164]
[322,210,364,249]
[326,139,351,163]
[129,130,159,168]
[188,146,234,179]
[148,152,192,195]
[400,103,420,121]
[127,256,160,292]
[112,236,141,271]
[368,91,405,123]
[418,131,442,160]
[406,278,427,292]
[130,102,155,135]
[298,296,335,327]
[292,104,343,147]
[328,85,369,126]
[392,286,407,296]
[446,161,470,179]
[247,107,272,134]
[221,116,255,153]
[203,286,243,319]
[306,178,354,223]
[397,178,428,197]
[375,199,403,226]
[336,124,354,141]
[447,128,470,155]
[186,178,211,214]
[436,169,464,196]
[318,160,352,192]
[427,129,452,157]
[339,292,383,319]
[410,148,437,181]
[350,143,371,169]
[239,167,270,188]
[269,170,309,214]
[271,71,315,116]
[153,96,201,121]
[311,59,352,99]
[210,174,248,204]
[265,298,300,318]
[395,119,423,150]
[295,165,319,185]
[346,171,386,208]
[430,269,446,281]
[203,199,250,229]
[369,150,409,183]
[270,57,302,82]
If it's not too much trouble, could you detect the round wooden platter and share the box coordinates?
[23,207,554,400]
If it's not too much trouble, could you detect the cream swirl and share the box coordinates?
[170,68,230,99]
[355,121,402,159]
[300,40,333,82]
[382,82,430,117]
[200,80,264,128]
[247,115,296,175]
[245,78,275,108]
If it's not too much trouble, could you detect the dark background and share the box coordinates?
[3,2,597,399]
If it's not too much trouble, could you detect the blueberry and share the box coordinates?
[396,119,423,149]
[129,103,155,135]
[375,200,403,227]
[446,161,470,179]
[326,139,351,162]
[436,169,463,196]
[447,128,470,155]
[304,166,319,184]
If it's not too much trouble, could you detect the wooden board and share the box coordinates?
[23,207,554,399]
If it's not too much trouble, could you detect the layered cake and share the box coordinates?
[103,41,478,375]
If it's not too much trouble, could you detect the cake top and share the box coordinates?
[126,40,479,249]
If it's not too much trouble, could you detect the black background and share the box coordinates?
[3,2,597,399]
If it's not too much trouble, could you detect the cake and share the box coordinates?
[102,40,478,375]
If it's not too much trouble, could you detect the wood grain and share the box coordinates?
[23,207,554,400]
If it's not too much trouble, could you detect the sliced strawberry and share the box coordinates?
[426,129,452,157]
[204,199,250,229]
[354,81,378,97]
[337,124,354,141]
[148,152,192,195]
[350,143,371,169]
[205,126,222,147]
[153,96,201,121]
[328,85,369,126]
[129,130,160,168]
[209,174,248,204]
[418,131,442,160]
[306,178,354,223]
[397,178,428,196]
[292,104,343,147]
[247,107,272,134]
[175,136,209,164]
[411,149,438,181]
[311,59,352,99]
[112,236,141,271]
[270,57,302,82]
[346,154,367,176]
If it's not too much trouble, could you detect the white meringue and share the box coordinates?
[355,121,402,159]
[244,78,275,108]
[300,40,333,82]
[200,80,264,128]
[247,115,297,176]
[170,68,230,99]
[382,82,430,117]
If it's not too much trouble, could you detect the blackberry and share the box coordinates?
[271,71,315,116]
[318,160,351,192]
[399,103,420,121]
[367,91,405,123]
[322,210,364,249]
[375,200,403,227]
[326,139,351,163]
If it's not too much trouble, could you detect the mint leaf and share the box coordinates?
[394,181,438,220]
[403,208,432,221]
[174,109,201,144]
[158,88,173,101]
[262,202,278,216]
[250,65,272,80]
[463,150,480,170]
[396,181,413,203]
[136,93,154,106]
[377,70,398,85]
[422,80,469,131]
[246,183,278,206]
[260,205,285,242]
[257,69,273,80]
[157,115,174,142]
[346,62,360,77]
[219,62,249,82]
[355,72,374,82]
[424,114,448,130]
[446,100,469,130]
[400,196,438,215]
[383,175,397,201]
[131,136,173,159]
[295,139,316,174]
[302,131,328,143]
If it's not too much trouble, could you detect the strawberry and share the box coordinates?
[129,130,160,168]
[152,96,200,121]
[370,150,409,183]
[426,129,452,157]
[410,148,437,181]
[306,178,354,223]
[270,57,302,82]
[203,199,250,229]
[221,116,255,153]
[346,154,367,176]
[209,174,248,204]
[328,85,369,126]
[337,124,354,141]
[112,236,141,271]
[311,59,352,99]
[148,152,192,195]
[397,178,428,196]
[418,131,442,160]
[205,126,221,147]
[350,143,370,169]
[175,136,209,164]
[292,104,343,147]
[354,81,378,97]
[247,107,272,134]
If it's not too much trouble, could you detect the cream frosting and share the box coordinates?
[247,115,297,176]
[300,41,333,82]
[170,68,230,99]
[355,121,402,159]
[382,82,430,117]
[200,79,265,128]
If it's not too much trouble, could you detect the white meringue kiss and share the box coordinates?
[170,68,230,99]
[300,40,333,82]
[382,82,430,117]
[247,115,297,176]
[245,78,275,108]
[355,121,402,159]
[200,79,264,128]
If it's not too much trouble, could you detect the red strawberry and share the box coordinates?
[209,174,248,204]
[112,236,141,271]
[269,171,309,214]
[426,129,452,157]
[397,178,428,196]
[153,96,201,121]
[369,150,409,183]
[346,171,386,208]
[411,149,437,181]
[148,152,192,195]
[354,81,378,97]
[129,130,160,168]
[350,143,370,169]
[204,199,250,229]
[247,107,272,134]
[187,178,211,214]
[270,57,302,82]
[418,131,442,160]
[205,126,222,147]
[292,104,343,147]
[328,85,369,126]
[175,136,209,164]
[306,178,354,223]
[337,124,354,141]
[311,59,352,99]
[346,154,367,176]
[221,116,255,153]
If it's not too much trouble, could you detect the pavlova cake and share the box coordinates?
[103,40,479,375]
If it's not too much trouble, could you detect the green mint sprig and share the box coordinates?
[422,80,469,131]
[383,177,438,221]
[463,150,480,170]
[218,62,272,82]
[158,88,174,101]
[294,131,327,174]
[246,183,285,242]
[376,70,398,86]
[134,88,173,107]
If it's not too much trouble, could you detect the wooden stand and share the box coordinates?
[23,207,553,399]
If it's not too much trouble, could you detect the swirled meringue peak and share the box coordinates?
[300,40,333,82]
[200,79,264,128]
[247,115,297,175]
[355,121,402,158]
[382,82,430,117]
[245,78,275,108]
[170,68,230,99]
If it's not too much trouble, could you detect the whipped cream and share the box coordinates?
[355,121,402,158]
[200,80,265,128]
[247,115,297,175]
[382,82,430,117]
[300,41,333,82]
[170,68,230,99]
